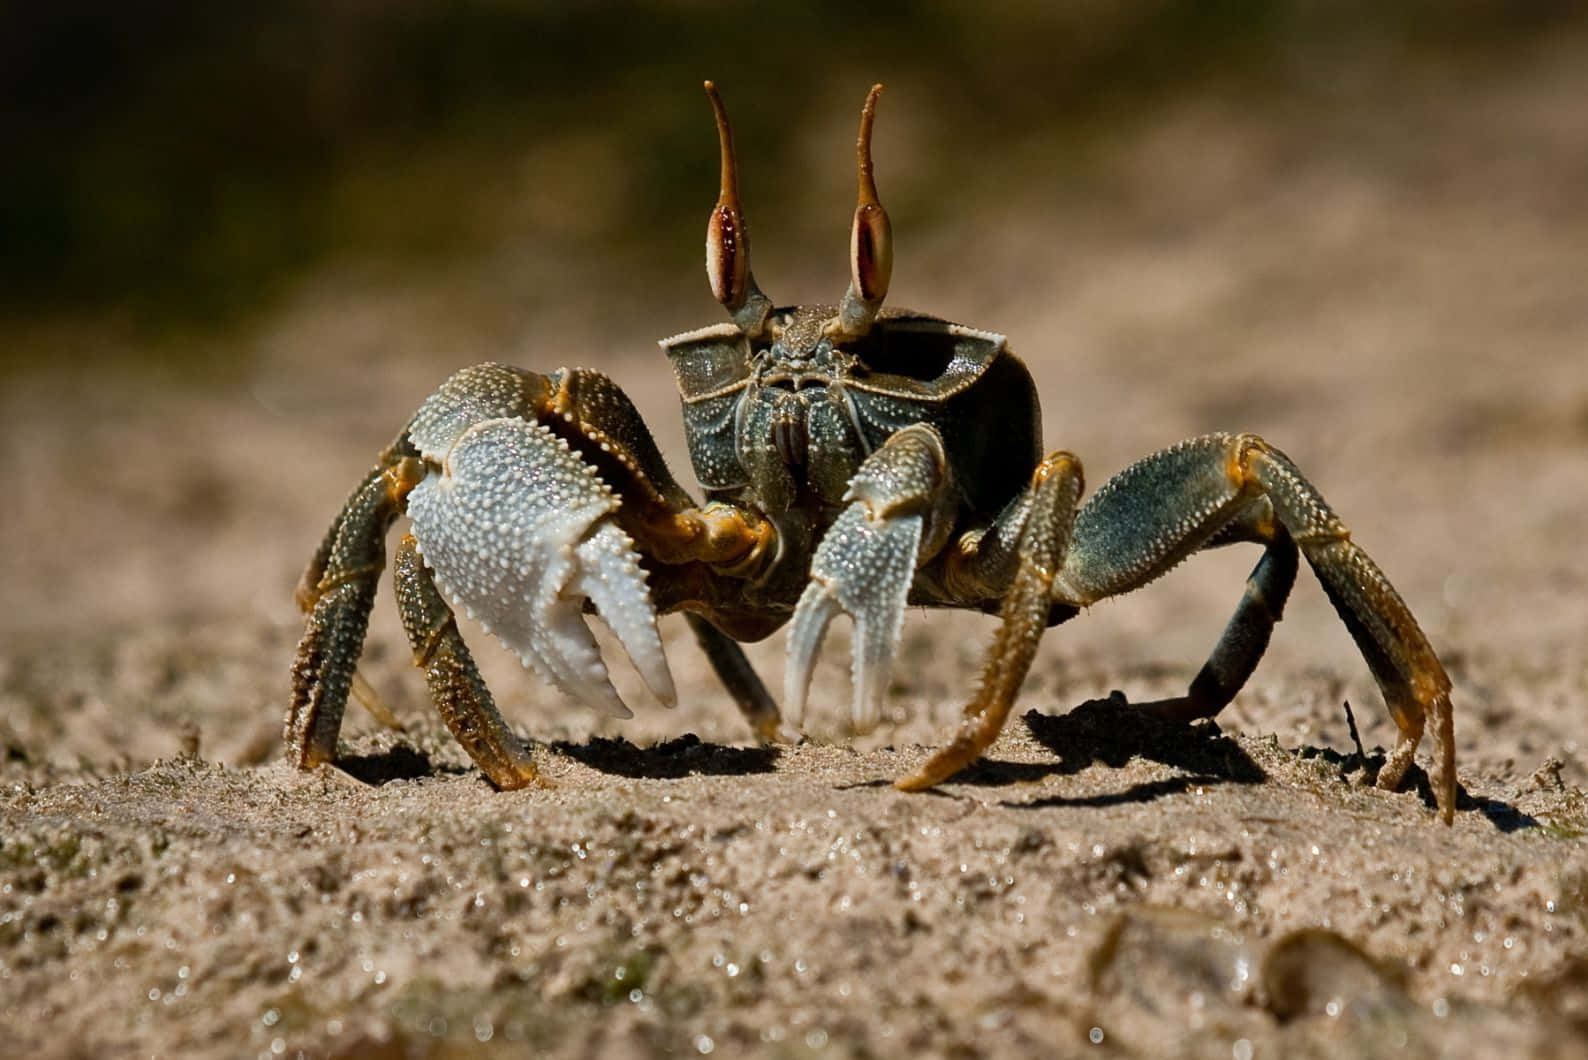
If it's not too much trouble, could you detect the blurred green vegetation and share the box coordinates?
[2,0,1577,324]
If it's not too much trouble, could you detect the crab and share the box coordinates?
[288,82,1457,823]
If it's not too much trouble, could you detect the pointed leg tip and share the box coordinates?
[489,763,548,791]
[1437,770,1458,825]
[752,715,799,745]
[896,732,987,792]
[894,753,957,791]
[293,740,334,771]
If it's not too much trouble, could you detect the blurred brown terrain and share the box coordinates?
[3,3,1588,1057]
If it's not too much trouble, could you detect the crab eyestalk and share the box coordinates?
[836,83,893,341]
[704,81,773,339]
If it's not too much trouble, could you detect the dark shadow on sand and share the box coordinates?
[941,693,1268,807]
[553,733,779,779]
[1010,773,1236,809]
[1465,794,1541,833]
[1021,695,1265,783]
[335,745,470,786]
[907,693,1263,808]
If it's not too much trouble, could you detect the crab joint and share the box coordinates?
[643,502,778,581]
[704,81,773,338]
[835,84,893,341]
[378,457,425,509]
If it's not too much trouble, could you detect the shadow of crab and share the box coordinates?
[1023,695,1266,781]
[334,744,471,786]
[551,733,779,779]
[917,694,1263,807]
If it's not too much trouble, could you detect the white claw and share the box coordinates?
[851,606,900,734]
[784,582,841,730]
[574,524,677,707]
[784,504,921,734]
[407,416,675,718]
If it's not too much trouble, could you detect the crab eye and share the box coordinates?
[703,81,772,337]
[851,201,892,305]
[707,202,749,309]
[849,86,892,306]
[836,84,892,340]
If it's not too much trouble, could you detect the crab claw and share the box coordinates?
[784,503,922,734]
[405,416,676,717]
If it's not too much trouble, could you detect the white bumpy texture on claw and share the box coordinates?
[784,503,922,733]
[406,416,676,717]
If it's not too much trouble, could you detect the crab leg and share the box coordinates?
[687,614,786,742]
[1054,433,1454,822]
[894,451,1085,790]
[287,456,418,768]
[1133,502,1300,723]
[392,533,541,788]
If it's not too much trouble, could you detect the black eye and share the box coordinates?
[848,324,956,382]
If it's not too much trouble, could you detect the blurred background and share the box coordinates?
[3,1,1585,770]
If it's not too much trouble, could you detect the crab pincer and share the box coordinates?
[405,384,676,718]
[785,500,923,735]
[784,423,957,734]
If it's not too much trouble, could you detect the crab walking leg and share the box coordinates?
[287,458,419,768]
[1054,433,1455,822]
[294,451,411,735]
[1134,503,1300,723]
[293,491,351,614]
[785,424,959,733]
[687,614,786,742]
[392,534,541,788]
[895,452,1084,791]
[1252,448,1452,815]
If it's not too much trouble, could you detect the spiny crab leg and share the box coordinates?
[405,410,676,719]
[393,531,542,787]
[895,452,1084,791]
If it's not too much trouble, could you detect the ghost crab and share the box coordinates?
[288,82,1457,822]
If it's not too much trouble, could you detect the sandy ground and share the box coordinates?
[5,29,1588,1059]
